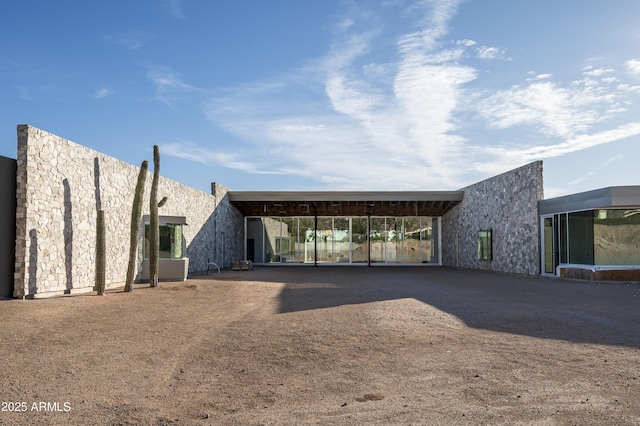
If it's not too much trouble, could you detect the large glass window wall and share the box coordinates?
[542,208,640,273]
[244,216,441,265]
[351,218,368,263]
[594,209,640,265]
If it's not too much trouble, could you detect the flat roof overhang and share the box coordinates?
[539,186,640,215]
[142,215,188,225]
[228,191,464,217]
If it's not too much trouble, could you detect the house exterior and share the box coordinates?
[3,125,638,298]
[539,186,640,280]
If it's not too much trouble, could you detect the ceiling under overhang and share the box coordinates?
[228,191,464,217]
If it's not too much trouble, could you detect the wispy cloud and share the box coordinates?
[526,72,552,81]
[193,0,476,189]
[567,155,623,185]
[162,141,283,175]
[475,45,510,60]
[484,123,640,163]
[627,59,640,75]
[334,18,355,33]
[93,87,113,99]
[582,66,614,77]
[162,0,640,191]
[456,39,476,47]
[147,66,200,108]
[479,66,629,139]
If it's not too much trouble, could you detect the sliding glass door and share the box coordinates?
[244,216,441,265]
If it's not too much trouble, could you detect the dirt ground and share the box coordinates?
[1,266,639,425]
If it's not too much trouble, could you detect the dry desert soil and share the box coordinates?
[1,266,639,425]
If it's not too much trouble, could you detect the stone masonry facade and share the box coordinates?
[441,161,544,276]
[14,125,243,298]
[11,124,546,297]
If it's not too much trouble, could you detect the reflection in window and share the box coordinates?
[246,218,264,263]
[145,223,184,259]
[314,218,333,262]
[429,217,439,263]
[334,218,350,263]
[594,209,640,265]
[478,229,492,261]
[559,213,568,264]
[387,217,403,263]
[263,217,281,263]
[244,216,442,265]
[404,217,422,263]
[369,218,386,263]
[351,218,368,263]
[568,211,594,264]
[300,217,316,263]
[280,218,298,263]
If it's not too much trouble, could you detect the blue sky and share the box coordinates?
[1,0,639,197]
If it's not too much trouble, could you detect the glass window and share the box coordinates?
[243,215,442,266]
[369,218,386,263]
[421,221,431,263]
[386,217,403,263]
[594,209,640,265]
[246,218,264,263]
[315,218,333,263]
[568,211,594,265]
[263,217,282,263]
[351,217,368,263]
[300,217,316,263]
[333,218,350,263]
[144,223,184,259]
[478,229,492,261]
[543,217,555,274]
[559,213,568,264]
[280,218,299,263]
[429,217,439,263]
[404,217,422,263]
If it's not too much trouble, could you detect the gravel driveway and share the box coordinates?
[1,266,639,425]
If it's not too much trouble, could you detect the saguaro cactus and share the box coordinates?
[149,145,160,287]
[95,209,106,295]
[125,160,148,292]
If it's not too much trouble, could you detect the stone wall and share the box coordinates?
[14,125,243,298]
[211,182,245,268]
[0,155,17,298]
[442,161,543,276]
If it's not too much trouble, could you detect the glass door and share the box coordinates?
[542,216,556,275]
[333,218,350,263]
[369,218,386,263]
[404,217,422,263]
[351,218,368,263]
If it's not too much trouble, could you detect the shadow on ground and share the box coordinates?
[203,266,640,349]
